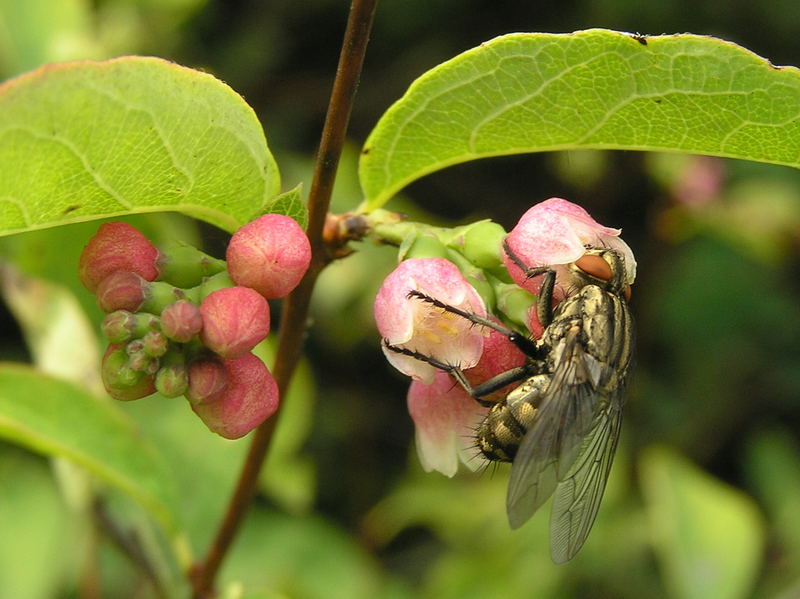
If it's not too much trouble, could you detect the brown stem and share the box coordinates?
[189,1,378,597]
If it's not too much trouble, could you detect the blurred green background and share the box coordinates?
[1,1,800,598]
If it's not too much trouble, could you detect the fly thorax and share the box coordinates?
[577,286,618,360]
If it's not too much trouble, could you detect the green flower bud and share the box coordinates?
[101,311,160,344]
[399,232,449,261]
[494,282,538,331]
[101,345,155,401]
[198,271,236,301]
[157,243,227,288]
[443,249,496,312]
[452,220,507,269]
[155,363,189,398]
[139,280,192,315]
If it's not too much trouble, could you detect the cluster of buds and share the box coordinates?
[374,198,636,476]
[80,215,311,439]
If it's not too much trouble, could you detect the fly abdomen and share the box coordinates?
[476,373,550,462]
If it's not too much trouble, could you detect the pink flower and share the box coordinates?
[79,222,160,293]
[226,214,312,299]
[503,198,636,296]
[199,287,270,359]
[374,258,487,384]
[407,371,488,476]
[191,353,279,439]
[406,326,528,475]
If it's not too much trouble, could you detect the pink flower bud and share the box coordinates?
[79,222,160,293]
[407,371,488,476]
[199,287,270,359]
[191,353,279,439]
[161,300,203,343]
[95,271,149,313]
[142,330,169,358]
[503,198,636,296]
[375,258,487,384]
[226,214,312,299]
[185,357,229,405]
[101,344,156,401]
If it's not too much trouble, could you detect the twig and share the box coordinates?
[189,1,378,596]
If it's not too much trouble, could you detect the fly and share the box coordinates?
[385,243,635,563]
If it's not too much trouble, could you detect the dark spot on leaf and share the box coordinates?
[361,147,371,155]
[655,98,663,104]
[631,33,648,46]
[62,204,81,215]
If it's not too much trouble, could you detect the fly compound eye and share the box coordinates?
[574,253,612,281]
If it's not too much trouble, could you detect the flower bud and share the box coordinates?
[126,339,156,373]
[79,222,160,293]
[142,330,169,358]
[101,345,156,401]
[96,271,149,313]
[156,243,227,288]
[161,300,203,343]
[226,214,312,299]
[102,311,160,344]
[453,220,507,269]
[191,353,279,439]
[198,271,236,299]
[102,311,138,344]
[139,281,194,315]
[185,357,229,405]
[199,287,270,359]
[155,363,189,398]
[400,233,449,261]
[494,283,537,332]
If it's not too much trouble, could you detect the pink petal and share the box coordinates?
[407,372,488,476]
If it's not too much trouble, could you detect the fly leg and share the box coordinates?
[405,290,545,359]
[502,240,557,328]
[383,341,542,407]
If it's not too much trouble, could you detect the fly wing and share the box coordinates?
[506,327,606,529]
[549,398,623,563]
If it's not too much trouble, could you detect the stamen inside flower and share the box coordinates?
[420,330,443,344]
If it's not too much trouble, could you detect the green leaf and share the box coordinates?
[359,29,800,208]
[0,56,281,235]
[265,184,308,230]
[0,364,183,543]
[0,452,75,599]
[640,446,764,599]
[219,510,396,599]
[744,430,800,565]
